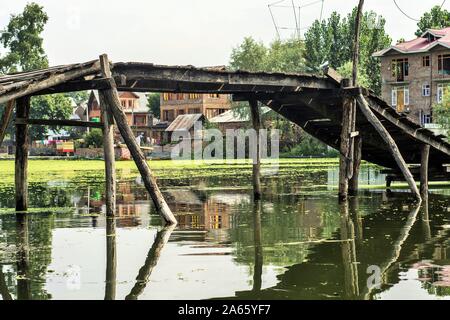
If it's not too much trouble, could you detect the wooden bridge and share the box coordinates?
[1,56,449,224]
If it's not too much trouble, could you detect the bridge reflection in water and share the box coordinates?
[1,174,450,300]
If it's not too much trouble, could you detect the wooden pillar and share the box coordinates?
[0,100,15,147]
[356,94,421,202]
[420,144,430,201]
[15,96,30,211]
[339,79,353,201]
[98,54,177,225]
[249,99,262,200]
[98,87,116,216]
[349,135,362,196]
[104,217,116,300]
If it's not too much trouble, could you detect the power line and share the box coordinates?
[393,0,447,22]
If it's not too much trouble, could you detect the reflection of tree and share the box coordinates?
[340,202,359,299]
[125,225,175,300]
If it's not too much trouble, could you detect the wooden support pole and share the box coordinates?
[99,91,116,217]
[15,97,30,211]
[0,100,15,147]
[249,99,262,200]
[339,79,353,201]
[356,94,421,202]
[98,54,177,225]
[16,213,31,300]
[349,135,362,196]
[420,144,430,200]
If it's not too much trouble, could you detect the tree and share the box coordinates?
[229,37,268,72]
[416,5,450,36]
[147,93,161,119]
[83,129,103,148]
[0,3,73,141]
[0,2,48,73]
[29,94,73,141]
[304,7,392,94]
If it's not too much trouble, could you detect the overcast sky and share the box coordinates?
[0,0,448,67]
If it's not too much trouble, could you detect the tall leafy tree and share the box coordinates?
[0,2,48,73]
[229,37,267,72]
[416,5,450,36]
[0,3,72,141]
[147,93,161,119]
[304,7,392,94]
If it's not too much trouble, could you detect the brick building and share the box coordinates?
[160,93,231,122]
[374,27,450,125]
[86,90,154,140]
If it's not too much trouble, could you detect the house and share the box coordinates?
[86,91,154,140]
[209,107,272,133]
[164,113,205,143]
[374,27,450,126]
[160,93,231,122]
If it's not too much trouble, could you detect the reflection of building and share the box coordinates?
[374,27,450,125]
[167,190,249,231]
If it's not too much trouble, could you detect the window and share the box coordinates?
[163,110,175,122]
[391,86,409,112]
[421,112,432,125]
[422,84,430,97]
[209,93,220,98]
[438,54,450,75]
[189,94,200,100]
[188,108,201,114]
[422,55,430,67]
[162,93,169,101]
[391,58,409,81]
[178,110,185,115]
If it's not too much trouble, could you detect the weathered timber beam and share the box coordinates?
[33,78,110,96]
[112,62,336,90]
[100,54,177,225]
[366,98,450,156]
[0,100,14,147]
[356,94,421,201]
[15,118,103,128]
[104,217,116,300]
[0,62,101,104]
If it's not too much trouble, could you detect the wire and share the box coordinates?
[393,0,447,22]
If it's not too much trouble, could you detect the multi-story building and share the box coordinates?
[86,90,154,140]
[160,93,231,122]
[374,27,450,125]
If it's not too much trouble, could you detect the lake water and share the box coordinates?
[0,160,450,300]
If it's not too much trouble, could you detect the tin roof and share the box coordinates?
[165,114,204,132]
[373,27,450,57]
[209,107,271,123]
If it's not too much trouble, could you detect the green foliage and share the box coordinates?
[416,5,450,36]
[0,2,49,73]
[29,94,73,141]
[83,129,103,148]
[147,93,161,118]
[65,91,89,105]
[229,37,307,73]
[304,7,392,94]
[282,135,338,157]
[337,61,371,88]
[433,93,450,141]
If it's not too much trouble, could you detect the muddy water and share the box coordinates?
[0,162,449,300]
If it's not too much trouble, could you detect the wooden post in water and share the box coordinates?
[16,213,31,300]
[420,144,430,201]
[98,54,177,225]
[349,136,362,196]
[98,56,117,217]
[0,100,15,147]
[339,79,353,201]
[15,96,30,211]
[356,94,421,202]
[249,99,262,200]
[348,0,364,197]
